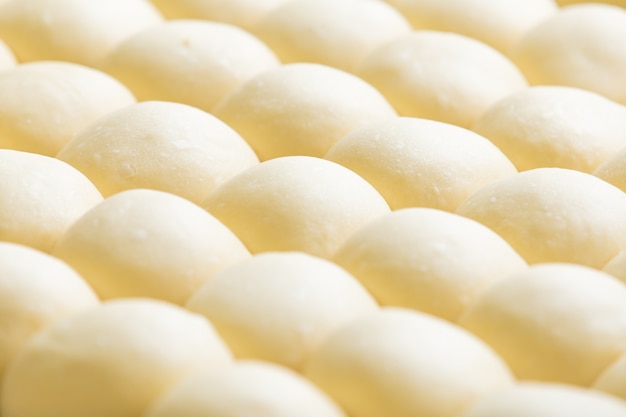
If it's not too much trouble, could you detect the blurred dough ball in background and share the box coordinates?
[101,20,279,114]
[0,0,163,67]
[556,0,625,6]
[594,353,626,402]
[594,148,626,194]
[604,251,626,285]
[357,31,527,129]
[0,61,135,156]
[0,38,15,71]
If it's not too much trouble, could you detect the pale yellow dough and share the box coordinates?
[512,4,626,105]
[52,189,250,305]
[187,252,377,369]
[0,150,102,252]
[56,101,259,204]
[603,251,626,285]
[594,148,626,194]
[304,308,514,417]
[356,31,527,129]
[0,61,135,156]
[334,208,527,322]
[0,0,163,66]
[203,156,390,259]
[557,0,626,6]
[474,86,626,173]
[1,299,232,417]
[325,117,517,211]
[594,353,626,401]
[460,263,626,386]
[456,168,626,267]
[214,63,397,160]
[253,0,411,72]
[0,38,15,71]
[101,20,279,113]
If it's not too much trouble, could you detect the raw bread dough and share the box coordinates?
[187,252,377,369]
[0,38,15,71]
[52,189,250,305]
[594,148,626,194]
[56,101,258,204]
[603,251,626,285]
[202,156,390,259]
[213,63,396,160]
[325,117,517,211]
[0,299,232,417]
[594,353,626,401]
[459,263,626,385]
[556,0,626,6]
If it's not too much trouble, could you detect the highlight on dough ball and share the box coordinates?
[202,156,391,259]
[594,352,626,402]
[213,63,397,160]
[52,189,250,306]
[459,263,626,386]
[594,148,626,194]
[0,61,136,156]
[0,0,163,66]
[186,252,377,370]
[0,38,15,71]
[0,299,232,417]
[473,86,626,173]
[356,31,527,128]
[456,168,626,268]
[100,20,280,113]
[0,150,102,253]
[325,117,517,211]
[56,101,259,204]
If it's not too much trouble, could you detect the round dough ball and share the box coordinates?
[1,299,232,417]
[203,156,390,258]
[0,150,102,252]
[214,63,397,160]
[56,101,258,204]
[0,38,16,71]
[604,251,626,285]
[101,20,279,113]
[304,308,514,417]
[456,168,626,267]
[356,31,527,129]
[461,383,626,417]
[186,252,378,369]
[474,86,626,173]
[0,61,135,156]
[594,148,626,194]
[460,263,626,385]
[0,0,163,66]
[511,4,626,105]
[594,353,626,401]
[334,208,527,322]
[325,117,517,211]
[145,361,346,417]
[253,0,411,72]
[52,189,250,305]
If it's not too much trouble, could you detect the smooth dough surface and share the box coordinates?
[57,101,259,204]
[456,168,626,267]
[52,189,250,305]
[214,63,397,160]
[0,38,15,71]
[325,117,516,211]
[459,263,626,385]
[203,156,390,259]
[0,61,135,156]
[474,86,626,173]
[101,20,279,113]
[1,299,232,417]
[594,148,626,194]
[356,31,527,128]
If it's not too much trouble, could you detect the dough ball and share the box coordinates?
[474,86,626,173]
[0,150,102,252]
[304,308,514,417]
[186,252,377,369]
[253,0,411,72]
[0,61,135,156]
[0,38,15,71]
[456,168,626,267]
[1,299,232,417]
[56,101,258,204]
[334,208,527,322]
[511,4,626,105]
[594,148,626,194]
[603,251,626,285]
[203,156,390,258]
[52,189,250,305]
[325,117,517,211]
[356,31,527,128]
[461,383,626,417]
[101,20,279,113]
[0,0,163,67]
[214,63,396,160]
[459,263,626,385]
[386,0,557,55]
